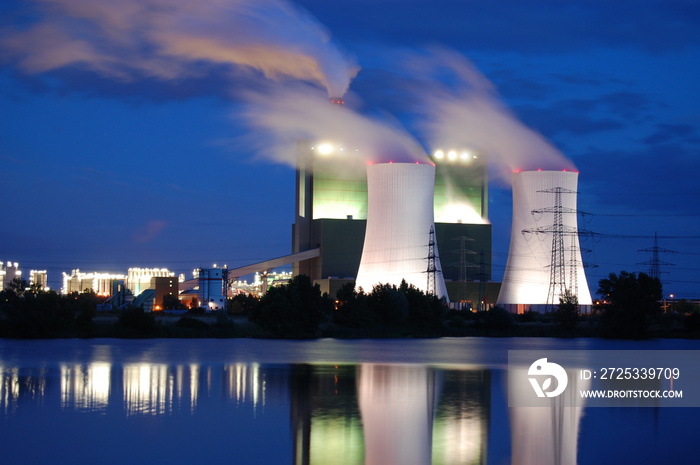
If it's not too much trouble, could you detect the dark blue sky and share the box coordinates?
[2,0,699,298]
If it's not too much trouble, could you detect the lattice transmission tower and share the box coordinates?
[523,186,583,312]
[476,249,488,312]
[451,235,477,282]
[426,226,440,296]
[638,232,675,280]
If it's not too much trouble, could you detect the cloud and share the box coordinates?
[643,123,699,146]
[601,92,660,121]
[132,220,168,244]
[0,0,357,97]
[514,103,625,137]
[576,143,700,216]
[297,0,700,54]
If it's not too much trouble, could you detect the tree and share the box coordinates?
[555,291,579,331]
[162,293,186,310]
[251,275,329,338]
[7,277,28,298]
[597,271,662,339]
[118,306,158,336]
[333,282,373,329]
[228,293,259,314]
[367,283,408,328]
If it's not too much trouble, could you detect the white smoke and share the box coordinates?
[400,48,577,183]
[238,84,429,171]
[0,0,357,96]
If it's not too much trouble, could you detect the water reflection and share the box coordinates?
[1,356,692,464]
[358,364,436,465]
[509,368,589,465]
[60,363,110,412]
[289,364,490,465]
[1,360,494,464]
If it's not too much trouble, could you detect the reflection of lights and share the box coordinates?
[225,363,265,410]
[190,363,199,412]
[60,363,110,411]
[309,417,364,464]
[123,364,171,416]
[0,367,21,414]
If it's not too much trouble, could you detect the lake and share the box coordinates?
[1,337,698,464]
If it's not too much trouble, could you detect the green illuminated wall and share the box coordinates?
[312,172,368,220]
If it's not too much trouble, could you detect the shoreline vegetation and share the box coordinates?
[1,273,699,340]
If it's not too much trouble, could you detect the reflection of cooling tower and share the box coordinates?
[497,170,592,313]
[355,163,448,299]
[357,364,437,465]
[509,370,589,465]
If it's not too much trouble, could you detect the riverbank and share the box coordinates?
[3,309,695,340]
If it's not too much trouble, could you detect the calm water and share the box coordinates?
[1,337,698,464]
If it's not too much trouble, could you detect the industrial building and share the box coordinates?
[126,268,174,296]
[1,261,21,290]
[291,132,495,305]
[62,269,126,296]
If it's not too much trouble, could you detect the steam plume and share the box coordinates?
[402,48,576,182]
[0,0,357,97]
[238,84,429,171]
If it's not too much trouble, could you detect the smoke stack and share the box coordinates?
[496,170,592,313]
[355,162,448,299]
[329,97,345,105]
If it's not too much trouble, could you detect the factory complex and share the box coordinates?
[3,99,594,314]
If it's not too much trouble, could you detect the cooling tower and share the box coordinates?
[355,162,448,299]
[496,170,592,313]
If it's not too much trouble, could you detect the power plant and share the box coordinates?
[291,132,494,305]
[19,95,594,313]
[290,121,595,310]
[496,170,592,313]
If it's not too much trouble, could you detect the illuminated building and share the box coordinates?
[496,170,592,313]
[195,266,226,311]
[152,276,179,311]
[292,140,491,302]
[1,261,21,290]
[62,269,126,296]
[29,269,48,291]
[126,267,174,295]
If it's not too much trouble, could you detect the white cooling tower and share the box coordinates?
[355,162,448,299]
[497,170,592,313]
